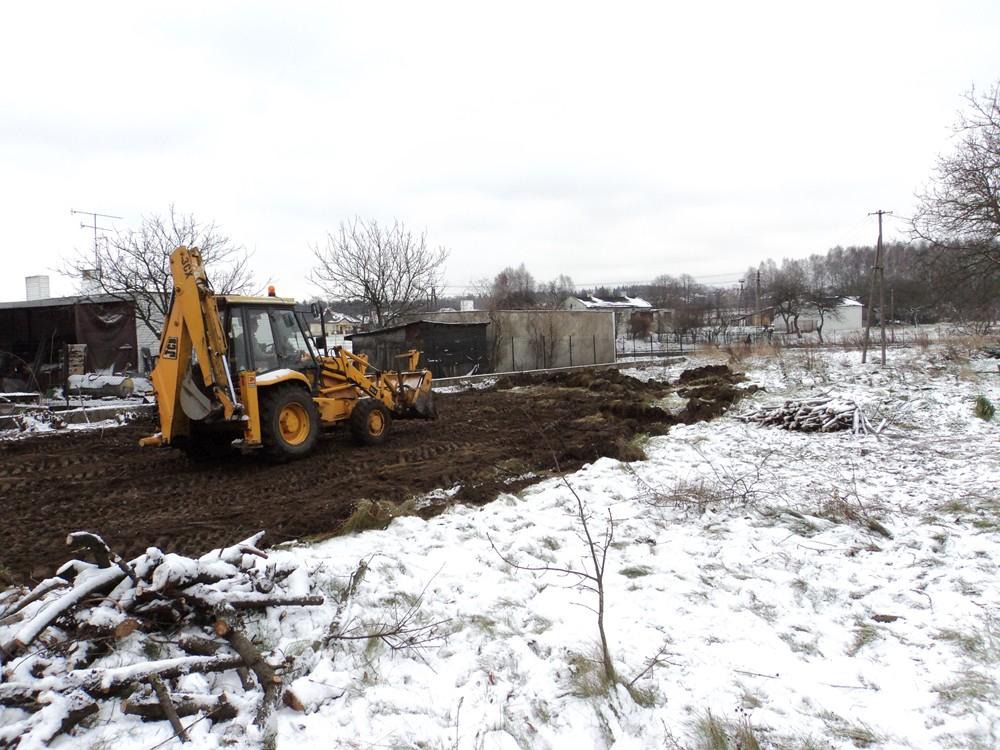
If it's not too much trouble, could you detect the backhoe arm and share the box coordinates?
[142,246,241,446]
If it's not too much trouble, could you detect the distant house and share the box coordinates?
[772,297,864,336]
[563,294,652,312]
[562,295,671,338]
[307,309,359,340]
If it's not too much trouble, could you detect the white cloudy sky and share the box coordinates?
[1,1,998,302]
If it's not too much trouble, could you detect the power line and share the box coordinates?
[434,271,748,293]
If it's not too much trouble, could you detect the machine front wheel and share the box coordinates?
[350,398,392,445]
[260,385,320,459]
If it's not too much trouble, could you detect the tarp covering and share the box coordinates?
[73,301,138,373]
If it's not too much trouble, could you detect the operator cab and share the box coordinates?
[218,297,319,376]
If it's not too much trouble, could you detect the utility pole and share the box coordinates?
[861,210,891,365]
[755,269,761,327]
[890,287,895,343]
[71,209,121,275]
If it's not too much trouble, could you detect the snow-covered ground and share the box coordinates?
[4,343,999,749]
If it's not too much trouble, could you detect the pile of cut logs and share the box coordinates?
[739,396,885,434]
[0,531,323,748]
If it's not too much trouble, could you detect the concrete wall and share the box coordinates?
[415,309,616,371]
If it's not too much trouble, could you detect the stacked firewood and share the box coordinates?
[0,531,323,747]
[739,396,885,434]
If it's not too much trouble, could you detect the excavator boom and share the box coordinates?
[141,247,242,446]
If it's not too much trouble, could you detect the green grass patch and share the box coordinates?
[619,565,653,579]
[974,395,995,420]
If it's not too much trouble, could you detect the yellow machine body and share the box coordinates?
[141,246,436,459]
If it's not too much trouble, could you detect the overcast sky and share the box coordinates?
[2,1,998,302]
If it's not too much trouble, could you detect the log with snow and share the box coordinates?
[66,373,136,398]
[738,396,886,435]
[0,531,324,748]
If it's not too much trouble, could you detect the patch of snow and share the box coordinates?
[434,377,498,393]
[5,343,999,749]
[255,368,298,385]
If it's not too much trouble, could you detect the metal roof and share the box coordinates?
[0,293,126,311]
[347,319,489,339]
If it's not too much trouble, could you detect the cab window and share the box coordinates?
[245,308,279,372]
[270,309,314,368]
[228,313,250,372]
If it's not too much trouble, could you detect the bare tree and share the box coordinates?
[64,205,254,339]
[802,290,843,343]
[766,260,807,336]
[491,263,537,309]
[913,81,1000,270]
[311,218,448,328]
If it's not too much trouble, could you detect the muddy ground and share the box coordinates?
[0,365,750,583]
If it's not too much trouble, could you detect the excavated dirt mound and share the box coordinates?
[0,365,749,582]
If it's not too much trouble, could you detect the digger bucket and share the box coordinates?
[393,371,437,419]
[412,388,437,419]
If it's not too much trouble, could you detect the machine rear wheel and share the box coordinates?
[260,385,320,459]
[350,398,392,445]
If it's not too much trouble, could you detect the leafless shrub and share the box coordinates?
[627,450,776,513]
[326,564,450,655]
[489,473,618,687]
[817,485,893,539]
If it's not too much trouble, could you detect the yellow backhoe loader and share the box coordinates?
[140,246,436,459]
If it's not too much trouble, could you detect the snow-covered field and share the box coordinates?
[3,343,999,749]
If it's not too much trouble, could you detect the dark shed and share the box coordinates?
[0,296,138,389]
[347,320,489,377]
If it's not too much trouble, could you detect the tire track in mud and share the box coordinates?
[0,366,748,582]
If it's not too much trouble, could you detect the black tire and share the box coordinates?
[350,398,392,445]
[260,384,320,460]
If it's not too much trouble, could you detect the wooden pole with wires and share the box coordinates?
[861,210,891,365]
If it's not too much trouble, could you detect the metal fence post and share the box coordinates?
[511,336,515,372]
[593,335,597,364]
[569,335,573,367]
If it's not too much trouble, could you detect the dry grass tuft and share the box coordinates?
[338,498,417,535]
[690,710,762,750]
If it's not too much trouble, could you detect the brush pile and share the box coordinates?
[739,396,885,434]
[0,531,324,748]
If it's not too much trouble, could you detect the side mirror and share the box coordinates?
[313,336,327,351]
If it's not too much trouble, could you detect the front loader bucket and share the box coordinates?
[391,370,437,420]
[412,388,437,419]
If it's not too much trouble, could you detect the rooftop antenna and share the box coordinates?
[70,209,121,275]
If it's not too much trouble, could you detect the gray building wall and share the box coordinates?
[134,302,163,373]
[414,309,616,371]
